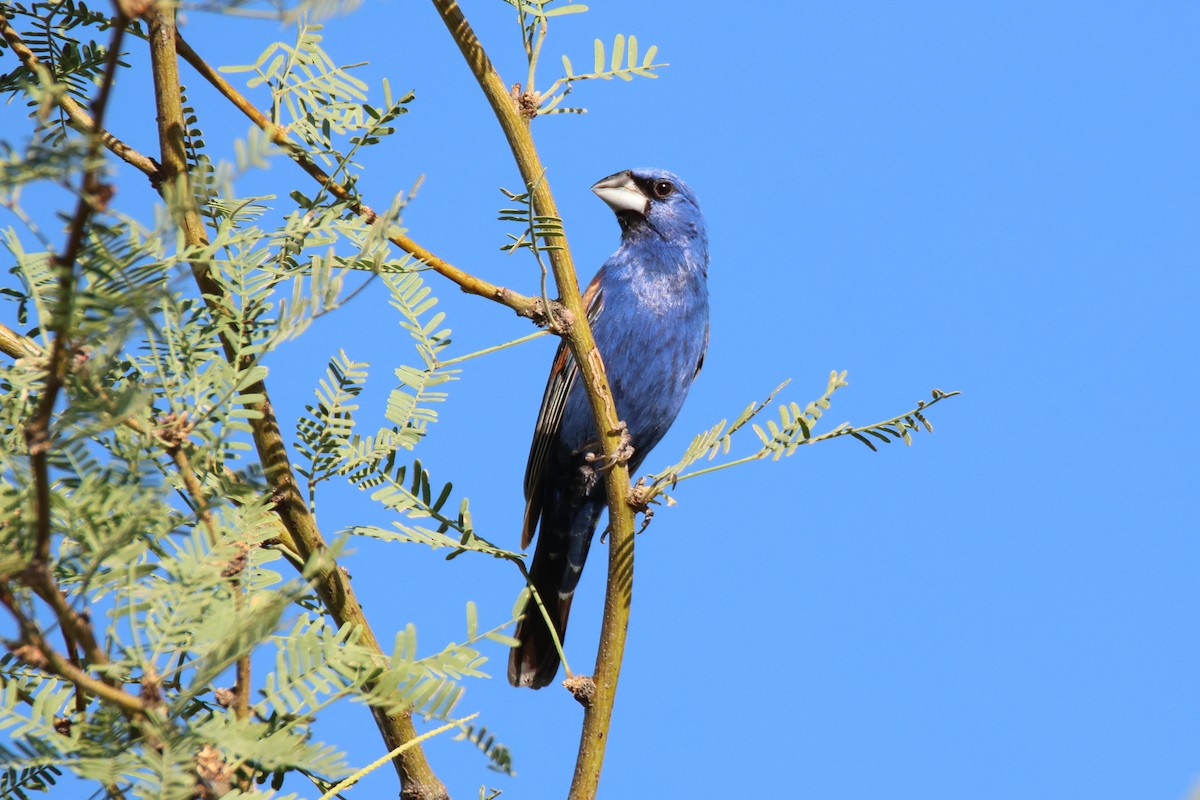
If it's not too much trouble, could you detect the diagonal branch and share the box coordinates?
[0,15,161,180]
[146,11,446,799]
[0,322,41,360]
[0,583,147,718]
[172,32,547,325]
[429,3,638,798]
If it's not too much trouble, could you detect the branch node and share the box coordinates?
[563,674,595,707]
[154,411,194,450]
[11,643,48,669]
[24,425,50,456]
[139,665,165,710]
[194,744,235,798]
[543,300,572,333]
[221,543,250,578]
[509,82,540,119]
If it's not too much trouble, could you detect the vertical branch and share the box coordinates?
[6,15,129,726]
[430,3,638,798]
[145,11,446,799]
[23,16,126,570]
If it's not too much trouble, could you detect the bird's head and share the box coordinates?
[591,168,705,244]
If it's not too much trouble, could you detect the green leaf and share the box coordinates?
[544,3,588,16]
[611,34,625,72]
[851,431,878,451]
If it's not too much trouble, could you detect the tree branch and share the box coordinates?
[161,430,253,728]
[146,12,446,799]
[0,322,40,360]
[0,581,144,719]
[23,10,126,589]
[429,3,638,797]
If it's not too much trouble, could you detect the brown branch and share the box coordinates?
[23,12,127,590]
[147,13,445,799]
[429,3,638,798]
[0,583,147,718]
[23,564,107,670]
[172,32,547,324]
[0,15,160,180]
[164,440,217,541]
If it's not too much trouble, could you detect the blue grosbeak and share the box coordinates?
[509,168,710,688]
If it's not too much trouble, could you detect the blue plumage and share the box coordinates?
[509,169,709,688]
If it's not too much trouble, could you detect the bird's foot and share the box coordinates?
[584,421,634,471]
[627,477,657,535]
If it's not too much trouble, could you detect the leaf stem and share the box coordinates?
[318,713,479,800]
[434,329,550,367]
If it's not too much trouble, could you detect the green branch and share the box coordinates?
[429,2,638,798]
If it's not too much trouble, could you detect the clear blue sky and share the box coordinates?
[3,1,1198,798]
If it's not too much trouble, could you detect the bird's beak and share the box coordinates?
[591,170,648,216]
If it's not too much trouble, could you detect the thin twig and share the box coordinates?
[23,563,107,669]
[434,329,550,368]
[163,432,255,725]
[0,583,147,717]
[316,714,479,800]
[165,444,217,540]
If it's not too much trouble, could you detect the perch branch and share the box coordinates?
[430,3,638,797]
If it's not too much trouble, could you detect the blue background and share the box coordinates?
[2,1,1197,798]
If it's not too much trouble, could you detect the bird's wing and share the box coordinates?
[694,319,710,379]
[521,274,605,549]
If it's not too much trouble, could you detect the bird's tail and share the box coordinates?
[509,497,602,689]
[508,561,574,689]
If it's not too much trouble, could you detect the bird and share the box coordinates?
[508,168,710,689]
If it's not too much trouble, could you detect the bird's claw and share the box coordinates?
[627,477,656,535]
[584,421,634,471]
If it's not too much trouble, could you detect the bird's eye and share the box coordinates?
[652,180,674,199]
